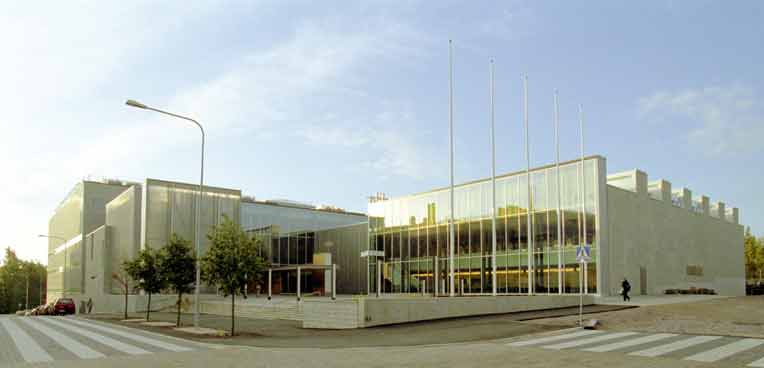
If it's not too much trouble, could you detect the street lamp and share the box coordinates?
[125,99,205,328]
[40,234,67,298]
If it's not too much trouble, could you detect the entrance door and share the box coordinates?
[640,266,647,295]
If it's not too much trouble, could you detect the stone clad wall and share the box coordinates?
[606,186,745,296]
[302,295,593,329]
[303,299,362,329]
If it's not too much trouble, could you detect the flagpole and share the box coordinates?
[448,40,456,297]
[523,75,533,295]
[490,59,497,296]
[554,90,563,294]
[580,104,588,295]
[578,103,586,326]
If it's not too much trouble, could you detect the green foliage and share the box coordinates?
[159,234,196,326]
[744,227,764,282]
[201,215,268,335]
[0,248,47,314]
[123,247,166,320]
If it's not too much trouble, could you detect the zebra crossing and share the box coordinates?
[507,328,764,366]
[0,315,213,365]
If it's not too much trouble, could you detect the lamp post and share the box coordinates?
[125,99,205,328]
[40,235,67,298]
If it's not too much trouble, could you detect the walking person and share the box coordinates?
[621,278,631,302]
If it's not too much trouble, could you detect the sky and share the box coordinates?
[1,1,763,265]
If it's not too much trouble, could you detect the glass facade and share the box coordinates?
[368,157,601,295]
[241,201,368,294]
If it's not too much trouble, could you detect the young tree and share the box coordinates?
[201,215,267,336]
[159,234,196,327]
[124,247,166,321]
[112,271,131,320]
[757,239,764,282]
[744,227,760,282]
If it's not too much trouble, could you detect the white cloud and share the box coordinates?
[0,5,430,263]
[477,6,536,40]
[297,110,436,179]
[638,85,764,156]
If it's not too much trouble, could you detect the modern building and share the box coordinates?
[45,155,745,315]
[367,155,745,297]
[45,178,367,311]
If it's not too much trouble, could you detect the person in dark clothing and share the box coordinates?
[621,278,631,301]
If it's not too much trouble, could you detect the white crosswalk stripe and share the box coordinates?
[510,329,764,366]
[59,317,194,352]
[0,316,208,365]
[749,356,764,368]
[582,333,678,352]
[628,335,722,357]
[19,317,105,359]
[38,317,150,356]
[507,329,602,347]
[542,331,639,350]
[0,317,54,363]
[684,338,764,363]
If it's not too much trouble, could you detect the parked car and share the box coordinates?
[49,298,76,315]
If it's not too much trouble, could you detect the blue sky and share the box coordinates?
[2,1,763,264]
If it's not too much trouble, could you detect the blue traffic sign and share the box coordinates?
[576,245,591,263]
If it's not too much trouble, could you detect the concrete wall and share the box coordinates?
[105,186,142,293]
[47,181,132,300]
[84,226,108,295]
[302,295,594,329]
[315,222,368,294]
[141,178,241,253]
[605,185,745,296]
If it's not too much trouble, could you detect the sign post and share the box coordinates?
[576,244,591,326]
[361,250,385,297]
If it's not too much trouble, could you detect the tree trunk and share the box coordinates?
[123,287,128,320]
[146,293,151,321]
[176,292,182,327]
[231,293,235,336]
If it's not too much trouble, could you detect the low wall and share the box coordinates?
[303,294,594,329]
[200,299,303,321]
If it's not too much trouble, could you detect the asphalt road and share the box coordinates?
[0,315,218,367]
[5,314,764,368]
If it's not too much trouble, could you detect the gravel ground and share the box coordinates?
[530,295,764,338]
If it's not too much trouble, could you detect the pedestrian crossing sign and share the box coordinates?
[576,245,591,263]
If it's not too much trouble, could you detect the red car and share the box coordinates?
[51,298,76,315]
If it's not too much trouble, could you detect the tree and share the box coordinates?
[744,227,760,282]
[201,215,268,336]
[123,247,166,321]
[112,271,132,320]
[756,240,764,282]
[159,234,196,327]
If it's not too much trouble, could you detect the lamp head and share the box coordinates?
[125,99,148,109]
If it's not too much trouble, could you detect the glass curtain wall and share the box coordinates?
[368,157,600,295]
[242,202,368,294]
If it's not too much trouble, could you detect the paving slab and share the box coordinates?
[174,327,228,336]
[141,321,176,327]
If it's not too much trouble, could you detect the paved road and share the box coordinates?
[506,328,764,367]
[0,315,217,366]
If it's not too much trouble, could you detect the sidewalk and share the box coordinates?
[595,294,733,306]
